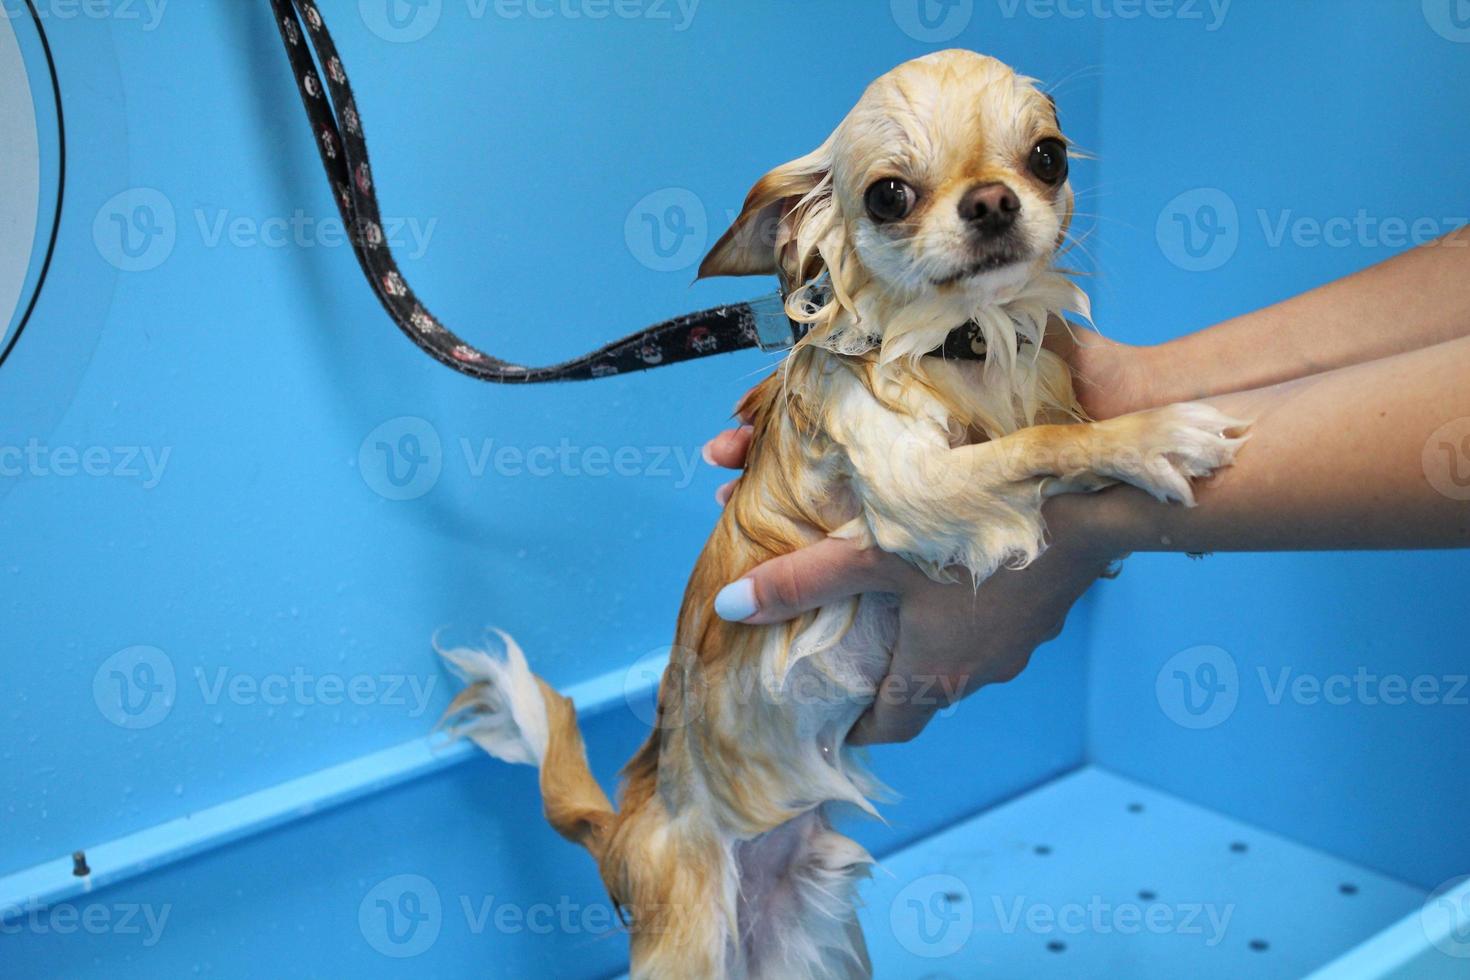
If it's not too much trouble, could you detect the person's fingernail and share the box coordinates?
[714,579,758,621]
[701,439,717,466]
[715,479,737,506]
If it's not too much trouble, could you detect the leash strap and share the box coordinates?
[267,0,794,383]
[268,0,992,382]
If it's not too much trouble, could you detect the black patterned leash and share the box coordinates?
[267,0,992,383]
[267,0,804,383]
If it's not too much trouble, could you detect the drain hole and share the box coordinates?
[1249,939,1270,952]
[1034,844,1052,856]
[1127,802,1145,813]
[1229,841,1249,853]
[1047,940,1066,953]
[1339,883,1358,896]
[1138,889,1157,902]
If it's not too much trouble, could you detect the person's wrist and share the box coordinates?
[1123,342,1169,413]
[1043,490,1130,562]
[1068,334,1164,420]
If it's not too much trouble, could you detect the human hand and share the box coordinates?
[1044,320,1158,420]
[704,427,1120,745]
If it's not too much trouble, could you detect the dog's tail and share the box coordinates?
[438,631,615,860]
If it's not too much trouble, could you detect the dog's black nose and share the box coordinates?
[958,182,1021,235]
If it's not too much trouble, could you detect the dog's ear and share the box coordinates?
[698,140,833,280]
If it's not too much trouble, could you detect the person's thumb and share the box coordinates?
[712,536,893,625]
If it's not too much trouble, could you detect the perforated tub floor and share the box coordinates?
[856,765,1425,979]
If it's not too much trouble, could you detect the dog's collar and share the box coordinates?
[752,287,1027,362]
[931,320,1031,360]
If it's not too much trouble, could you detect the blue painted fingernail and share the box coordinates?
[714,579,758,621]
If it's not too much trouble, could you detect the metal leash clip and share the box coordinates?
[749,280,839,352]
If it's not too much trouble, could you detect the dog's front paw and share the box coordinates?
[1098,402,1248,506]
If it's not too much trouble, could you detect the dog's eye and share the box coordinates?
[1028,138,1069,185]
[864,178,915,223]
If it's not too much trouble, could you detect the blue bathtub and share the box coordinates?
[3,2,1467,977]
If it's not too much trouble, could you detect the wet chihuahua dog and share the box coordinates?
[440,50,1244,979]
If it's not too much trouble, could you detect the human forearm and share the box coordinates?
[1142,226,1470,407]
[1061,334,1470,553]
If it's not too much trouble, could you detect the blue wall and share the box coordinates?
[0,0,1097,943]
[1084,0,1470,890]
[4,0,1468,975]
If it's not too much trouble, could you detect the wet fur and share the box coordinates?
[440,50,1245,979]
